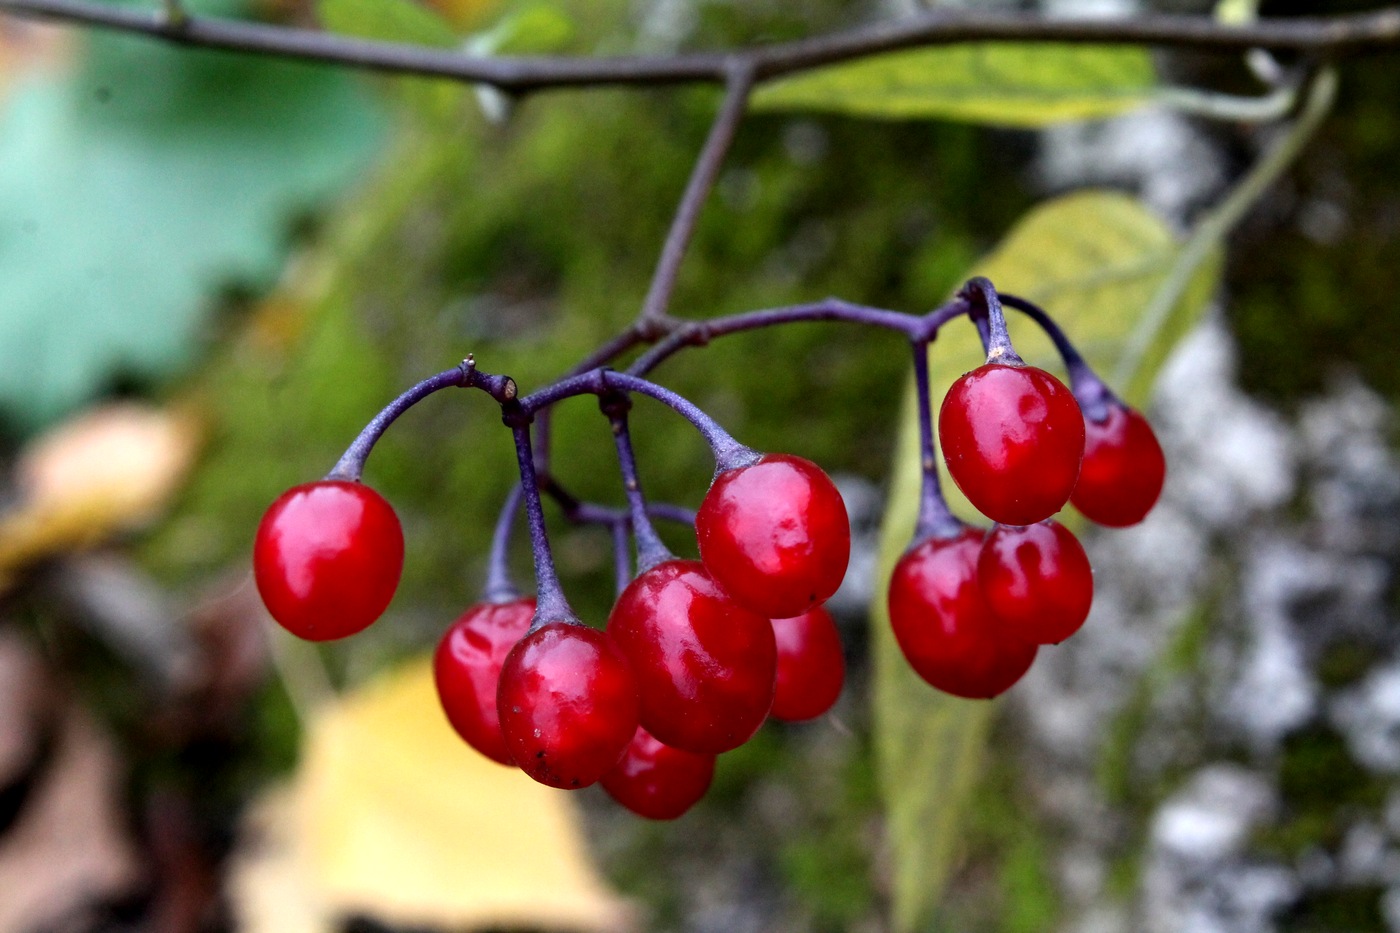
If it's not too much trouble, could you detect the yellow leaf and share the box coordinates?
[230,657,633,933]
[753,44,1155,128]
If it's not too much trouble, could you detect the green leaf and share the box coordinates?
[753,44,1156,127]
[872,190,1219,932]
[0,34,385,432]
[319,0,459,46]
[472,3,575,55]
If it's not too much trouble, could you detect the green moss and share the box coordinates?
[777,740,881,930]
[1255,725,1388,859]
[1316,640,1380,690]
[781,831,877,931]
[1281,887,1387,933]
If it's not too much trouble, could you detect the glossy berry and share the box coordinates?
[497,621,639,789]
[601,726,716,820]
[608,559,776,754]
[938,362,1085,526]
[253,480,404,641]
[433,597,535,765]
[696,454,851,619]
[1071,403,1166,527]
[977,521,1093,644]
[770,606,845,722]
[888,528,1038,699]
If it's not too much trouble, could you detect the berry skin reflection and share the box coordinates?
[607,559,777,755]
[433,597,535,765]
[253,480,403,642]
[696,454,851,619]
[888,529,1038,700]
[496,622,640,790]
[938,363,1085,527]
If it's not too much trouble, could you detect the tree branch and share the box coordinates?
[2,0,1399,92]
[638,65,753,324]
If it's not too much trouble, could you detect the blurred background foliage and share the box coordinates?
[0,0,1398,930]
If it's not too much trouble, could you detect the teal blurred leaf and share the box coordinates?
[753,44,1156,127]
[0,33,385,431]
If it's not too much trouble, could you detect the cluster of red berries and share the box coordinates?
[889,358,1165,699]
[254,454,850,819]
[249,281,1166,820]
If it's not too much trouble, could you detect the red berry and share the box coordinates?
[938,363,1085,526]
[607,559,776,754]
[770,606,845,722]
[601,725,716,820]
[887,529,1037,699]
[253,480,404,641]
[497,622,639,789]
[696,454,850,619]
[977,521,1093,644]
[1071,403,1166,527]
[433,597,535,765]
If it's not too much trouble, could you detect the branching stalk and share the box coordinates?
[2,0,1397,90]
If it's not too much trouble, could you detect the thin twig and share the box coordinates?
[1,0,1398,92]
[638,65,754,323]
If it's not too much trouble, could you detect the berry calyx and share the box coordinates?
[770,605,845,722]
[600,725,716,820]
[696,453,850,619]
[433,597,535,765]
[938,363,1085,526]
[887,528,1037,699]
[253,480,404,641]
[497,621,639,789]
[976,521,1093,644]
[607,559,776,754]
[1071,402,1166,527]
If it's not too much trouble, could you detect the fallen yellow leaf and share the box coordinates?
[231,657,633,933]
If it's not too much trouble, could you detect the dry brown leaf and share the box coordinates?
[230,657,633,933]
[0,403,201,582]
[0,705,143,933]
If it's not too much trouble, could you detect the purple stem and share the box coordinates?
[628,298,924,377]
[608,519,632,598]
[326,366,463,481]
[520,369,758,472]
[959,277,1024,365]
[604,399,674,573]
[482,482,523,603]
[565,500,695,528]
[970,312,992,354]
[509,421,579,631]
[911,340,964,543]
[998,292,1117,422]
[916,298,974,340]
[534,326,649,472]
[327,358,516,481]
[648,502,698,526]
